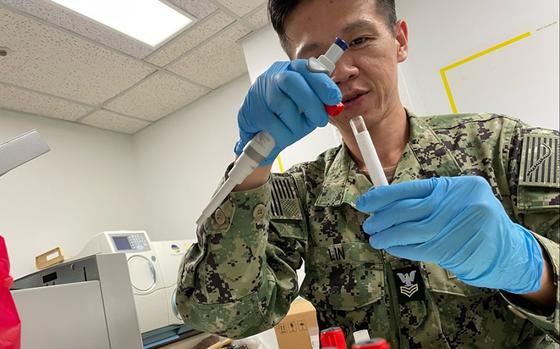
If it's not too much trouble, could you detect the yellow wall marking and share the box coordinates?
[276,155,285,173]
[440,32,532,113]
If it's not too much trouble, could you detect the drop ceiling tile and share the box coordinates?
[81,110,150,134]
[245,4,269,29]
[167,0,217,18]
[0,0,153,59]
[0,8,155,106]
[105,71,209,121]
[168,23,250,88]
[0,82,93,121]
[215,0,266,16]
[145,11,235,67]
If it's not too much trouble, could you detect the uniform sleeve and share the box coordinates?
[175,170,308,339]
[503,122,560,341]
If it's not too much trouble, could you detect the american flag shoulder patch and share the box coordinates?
[519,133,559,188]
[271,176,303,220]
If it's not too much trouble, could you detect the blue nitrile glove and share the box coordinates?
[355,176,544,294]
[235,60,341,165]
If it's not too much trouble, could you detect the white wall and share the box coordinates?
[0,109,146,278]
[397,0,559,129]
[132,75,251,241]
[1,75,251,277]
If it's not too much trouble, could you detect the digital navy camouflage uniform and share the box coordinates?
[177,112,560,348]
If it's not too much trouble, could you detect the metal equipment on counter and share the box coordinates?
[11,253,143,349]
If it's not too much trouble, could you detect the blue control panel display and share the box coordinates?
[111,233,149,252]
[113,236,132,251]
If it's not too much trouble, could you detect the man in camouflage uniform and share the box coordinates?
[177,0,559,347]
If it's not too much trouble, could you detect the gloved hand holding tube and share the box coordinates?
[356,176,544,294]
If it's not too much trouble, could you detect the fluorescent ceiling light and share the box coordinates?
[51,0,192,46]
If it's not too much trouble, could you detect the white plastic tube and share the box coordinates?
[353,329,371,344]
[349,115,388,187]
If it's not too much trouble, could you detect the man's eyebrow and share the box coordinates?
[340,19,377,36]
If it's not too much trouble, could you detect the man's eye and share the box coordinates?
[350,37,371,47]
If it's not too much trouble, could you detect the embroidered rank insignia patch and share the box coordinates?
[519,134,559,188]
[271,176,303,220]
[392,265,425,303]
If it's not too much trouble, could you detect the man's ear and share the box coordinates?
[395,20,409,63]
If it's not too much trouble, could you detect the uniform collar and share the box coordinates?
[315,112,461,208]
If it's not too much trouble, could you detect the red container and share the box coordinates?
[352,338,390,349]
[320,327,347,349]
[0,236,21,349]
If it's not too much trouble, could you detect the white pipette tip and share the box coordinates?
[196,131,275,226]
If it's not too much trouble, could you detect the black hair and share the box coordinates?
[268,0,397,52]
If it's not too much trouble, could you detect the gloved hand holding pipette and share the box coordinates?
[196,39,348,225]
[235,60,342,165]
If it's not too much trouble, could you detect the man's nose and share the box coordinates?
[332,54,359,84]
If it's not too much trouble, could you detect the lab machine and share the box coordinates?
[151,240,194,325]
[11,253,143,349]
[75,230,170,333]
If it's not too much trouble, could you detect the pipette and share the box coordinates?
[196,131,275,225]
[196,38,349,225]
[308,37,348,116]
[349,115,388,187]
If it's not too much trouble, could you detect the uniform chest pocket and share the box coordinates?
[301,242,385,311]
[270,220,306,240]
[421,262,495,297]
[419,263,532,346]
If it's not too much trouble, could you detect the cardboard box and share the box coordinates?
[274,298,319,349]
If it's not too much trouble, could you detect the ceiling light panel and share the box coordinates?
[51,0,193,47]
[0,8,155,105]
[1,0,152,58]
